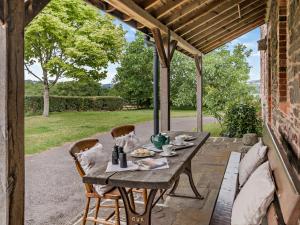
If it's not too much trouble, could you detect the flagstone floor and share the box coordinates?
[73,137,244,225]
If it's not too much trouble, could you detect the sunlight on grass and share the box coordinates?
[25,110,197,155]
[203,123,222,137]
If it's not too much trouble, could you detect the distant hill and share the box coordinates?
[248,80,260,97]
[102,83,113,89]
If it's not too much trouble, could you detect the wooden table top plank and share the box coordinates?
[83,131,210,189]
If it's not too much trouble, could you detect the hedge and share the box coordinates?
[25,96,124,114]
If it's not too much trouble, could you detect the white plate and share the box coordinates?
[160,151,177,157]
[170,141,194,147]
[176,134,196,141]
[130,150,155,158]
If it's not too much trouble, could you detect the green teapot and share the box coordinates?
[150,133,170,149]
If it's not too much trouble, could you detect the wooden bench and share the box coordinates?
[209,123,300,225]
[209,151,241,225]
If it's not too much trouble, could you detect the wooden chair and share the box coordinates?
[111,125,149,205]
[69,139,135,225]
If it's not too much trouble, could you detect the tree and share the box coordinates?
[170,52,196,109]
[203,44,254,127]
[25,0,125,116]
[170,44,255,129]
[113,32,153,108]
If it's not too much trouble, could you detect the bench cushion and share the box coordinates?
[231,162,275,225]
[238,140,267,187]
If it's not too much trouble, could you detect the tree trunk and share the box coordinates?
[43,84,50,117]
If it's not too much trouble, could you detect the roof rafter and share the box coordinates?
[175,0,245,35]
[163,0,208,25]
[201,18,265,52]
[175,0,244,34]
[154,0,189,20]
[142,0,161,10]
[184,0,264,41]
[103,0,201,55]
[192,5,266,46]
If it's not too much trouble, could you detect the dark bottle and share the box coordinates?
[119,152,127,168]
[118,146,124,155]
[112,147,119,165]
[114,145,119,159]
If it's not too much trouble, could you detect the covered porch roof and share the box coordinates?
[87,0,267,56]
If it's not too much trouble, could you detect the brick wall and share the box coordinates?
[260,0,300,175]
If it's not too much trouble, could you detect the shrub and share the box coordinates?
[224,103,262,138]
[25,96,124,115]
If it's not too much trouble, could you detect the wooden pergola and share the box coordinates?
[0,0,267,224]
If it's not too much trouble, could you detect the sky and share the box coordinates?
[25,17,261,84]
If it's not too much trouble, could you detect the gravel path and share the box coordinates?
[25,117,217,225]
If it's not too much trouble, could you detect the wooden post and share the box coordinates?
[195,55,203,132]
[153,47,159,135]
[152,28,177,132]
[0,1,25,224]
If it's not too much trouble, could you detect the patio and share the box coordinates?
[1,0,300,225]
[72,136,244,225]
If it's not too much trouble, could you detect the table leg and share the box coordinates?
[118,187,158,225]
[168,161,204,199]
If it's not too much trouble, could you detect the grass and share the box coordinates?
[25,110,221,155]
[203,122,222,137]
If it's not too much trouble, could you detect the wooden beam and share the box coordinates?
[180,0,249,37]
[195,55,203,132]
[193,7,266,47]
[24,0,51,26]
[202,19,265,53]
[103,0,201,55]
[0,0,25,224]
[169,40,178,61]
[160,65,171,131]
[142,0,161,10]
[184,0,265,41]
[237,4,241,18]
[154,0,188,20]
[123,14,132,22]
[201,18,265,51]
[196,13,265,49]
[152,28,175,132]
[174,0,244,34]
[152,28,168,68]
[164,0,208,26]
[105,4,116,12]
[136,22,145,29]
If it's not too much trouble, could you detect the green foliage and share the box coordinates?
[170,44,255,119]
[51,80,109,96]
[170,52,196,108]
[25,0,125,115]
[25,80,44,96]
[203,44,255,125]
[224,103,262,138]
[25,96,124,115]
[25,80,110,96]
[113,32,153,108]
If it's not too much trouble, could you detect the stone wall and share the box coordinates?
[260,0,300,176]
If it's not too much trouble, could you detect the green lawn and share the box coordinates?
[25,110,220,154]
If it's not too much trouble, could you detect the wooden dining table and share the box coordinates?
[83,131,210,225]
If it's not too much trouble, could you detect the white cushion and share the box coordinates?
[238,140,267,187]
[115,131,139,153]
[232,161,275,225]
[76,143,113,196]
